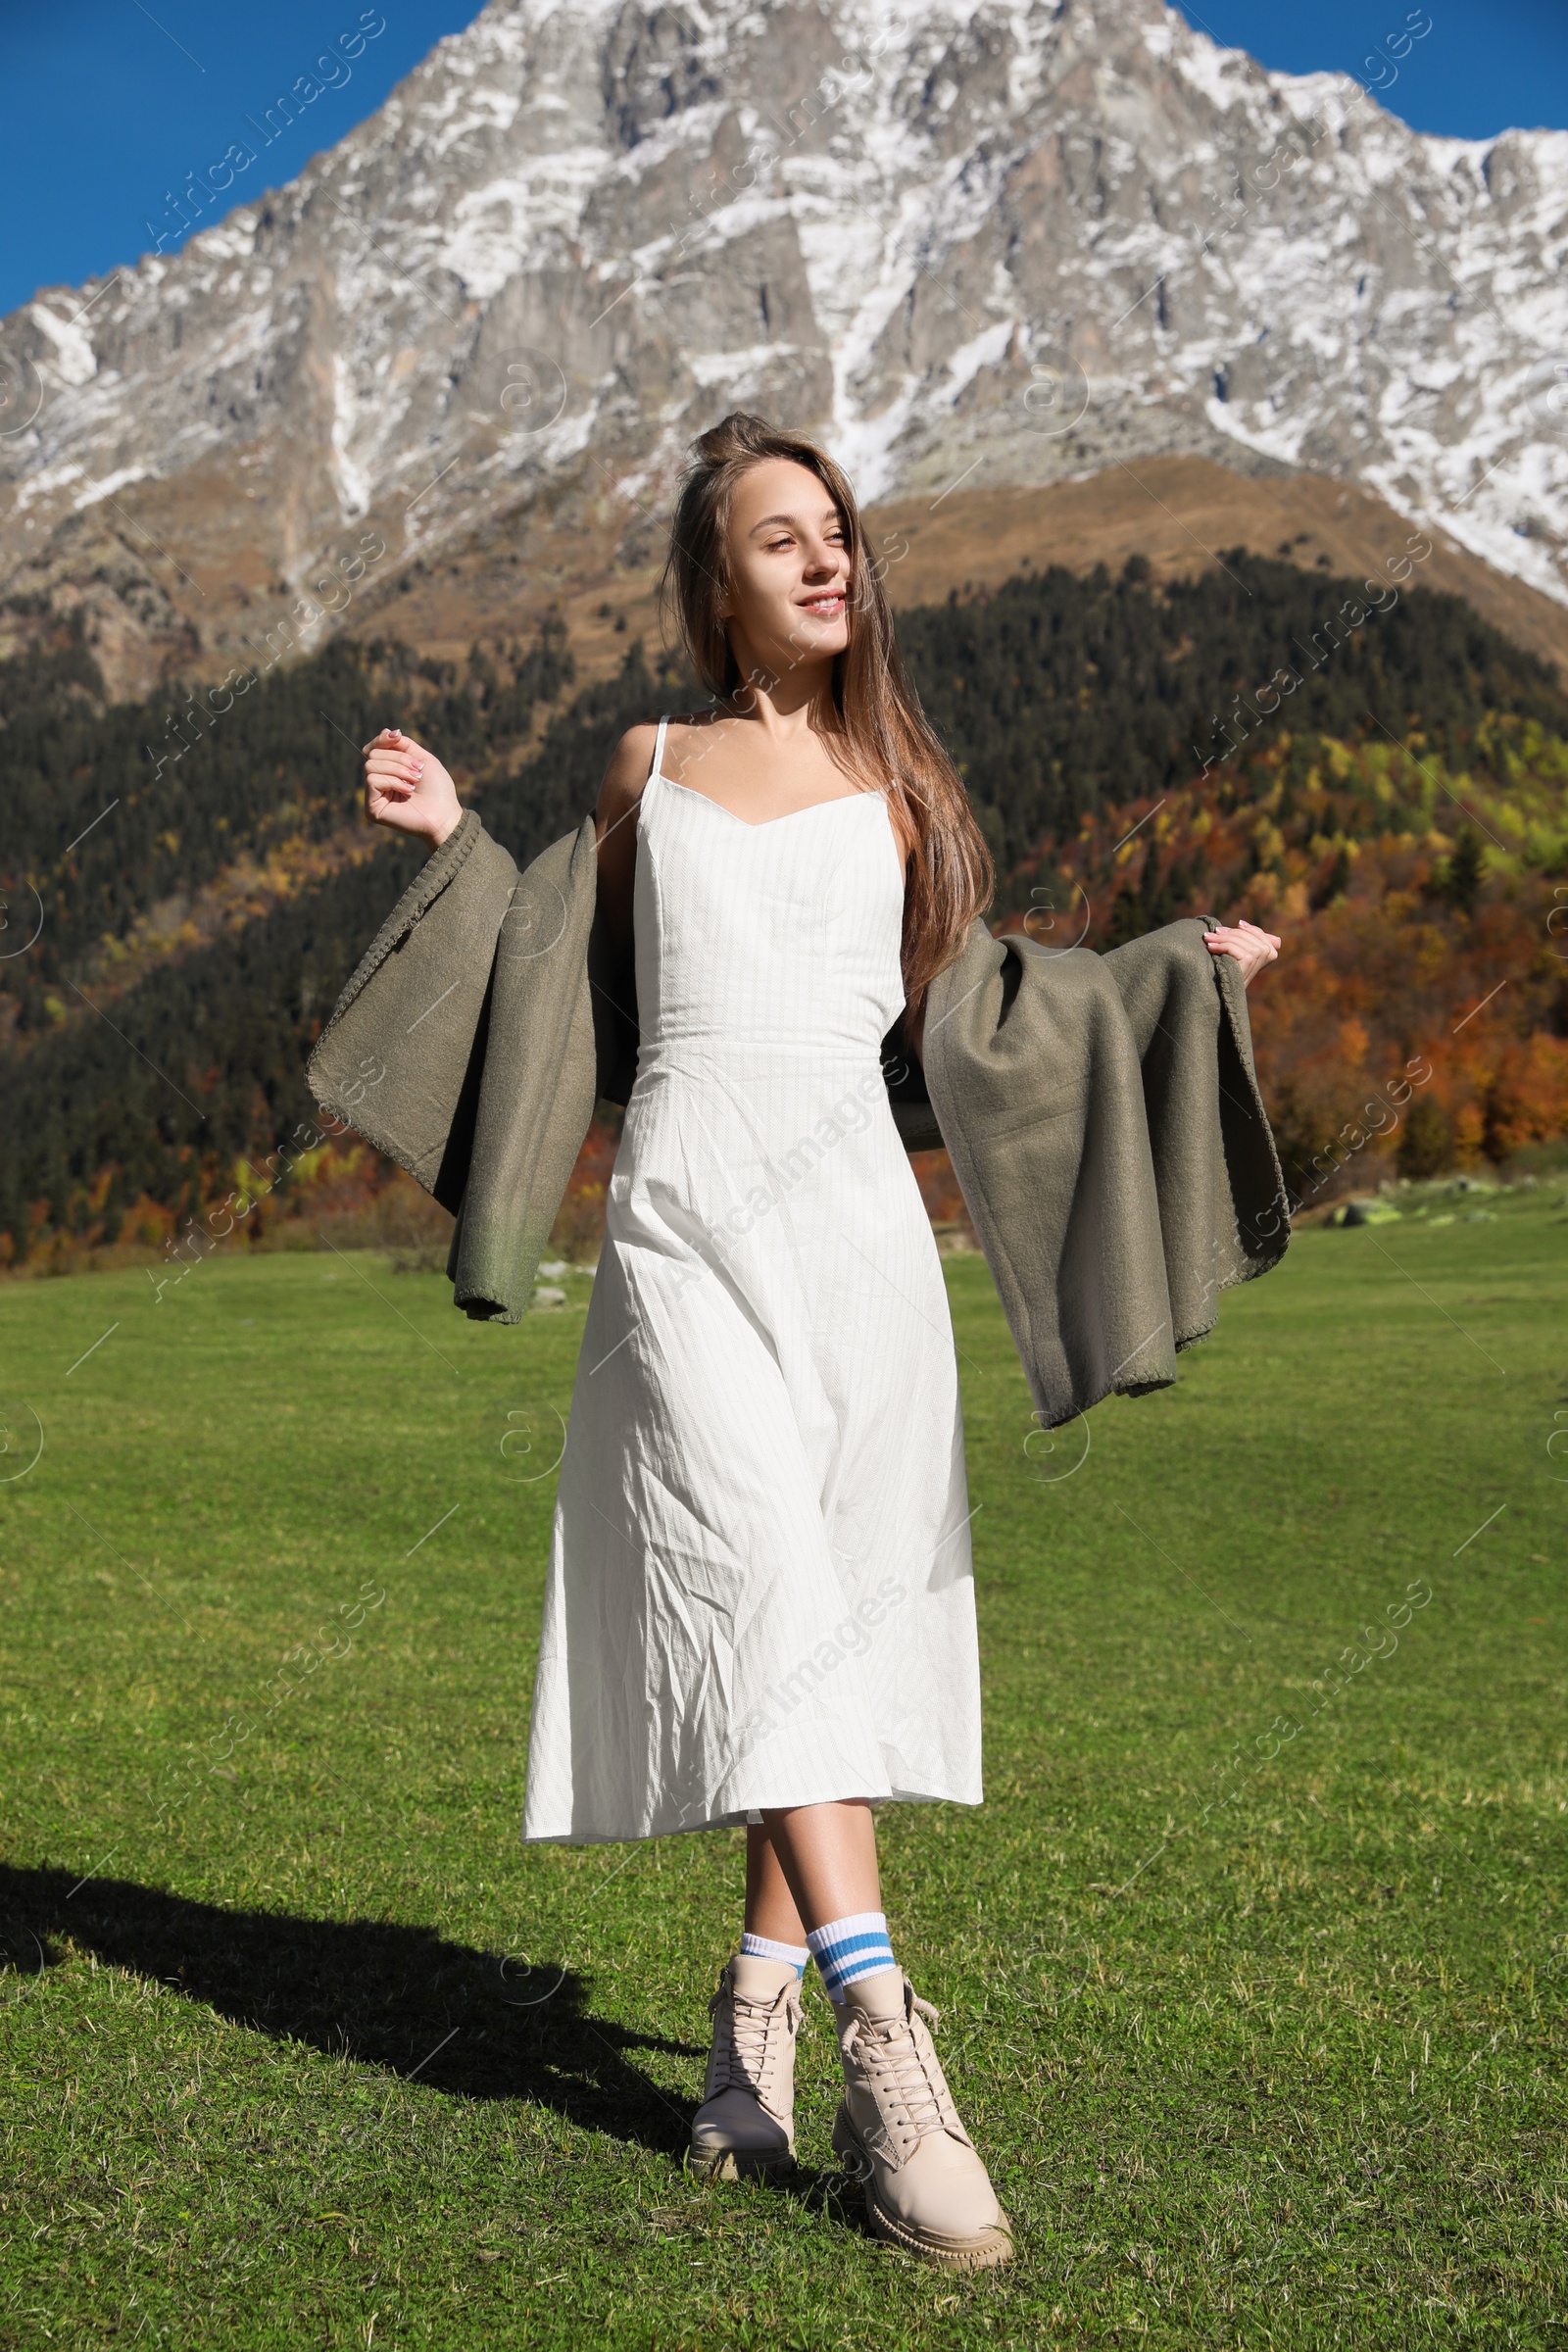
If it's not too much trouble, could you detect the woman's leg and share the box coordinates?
[743,1820,808,1942]
[691,1801,878,2178]
[746,1799,880,1939]
[753,1799,1011,2269]
[688,1815,829,2180]
[755,1800,898,1999]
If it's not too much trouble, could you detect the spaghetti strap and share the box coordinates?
[649,715,669,785]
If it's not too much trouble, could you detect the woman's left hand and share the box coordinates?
[1203,918,1281,989]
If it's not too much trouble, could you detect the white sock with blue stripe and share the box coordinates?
[740,1931,808,1975]
[807,1910,898,2002]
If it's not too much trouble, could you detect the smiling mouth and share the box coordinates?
[799,594,847,616]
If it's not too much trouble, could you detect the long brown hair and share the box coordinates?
[659,411,994,1013]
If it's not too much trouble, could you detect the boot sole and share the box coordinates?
[832,2109,1015,2271]
[685,2143,796,2185]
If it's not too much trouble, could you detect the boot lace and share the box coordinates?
[708,1975,804,2107]
[847,1989,960,2163]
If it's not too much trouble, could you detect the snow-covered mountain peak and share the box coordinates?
[1,0,1564,687]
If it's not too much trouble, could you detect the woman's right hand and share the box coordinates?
[362,727,463,848]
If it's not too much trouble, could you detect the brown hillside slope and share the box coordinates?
[337,456,1568,686]
[18,457,1557,699]
[867,459,1568,679]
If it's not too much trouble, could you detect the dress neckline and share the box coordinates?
[651,767,886,833]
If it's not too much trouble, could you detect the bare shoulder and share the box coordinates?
[596,723,661,827]
[659,709,721,738]
[659,707,726,780]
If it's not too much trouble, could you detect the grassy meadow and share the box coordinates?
[1,1186,1564,2348]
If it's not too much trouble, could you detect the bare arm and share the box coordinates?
[594,725,659,964]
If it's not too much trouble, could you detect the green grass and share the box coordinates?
[1,1189,1565,2349]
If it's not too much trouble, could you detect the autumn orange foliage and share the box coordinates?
[1004,716,1568,1208]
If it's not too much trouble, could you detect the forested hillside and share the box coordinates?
[3,554,1566,1267]
[0,625,684,1259]
[1013,702,1568,1191]
[906,551,1568,877]
[0,617,577,1035]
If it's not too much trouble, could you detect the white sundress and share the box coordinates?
[521,719,982,1842]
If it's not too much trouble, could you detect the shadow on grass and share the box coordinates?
[0,1862,713,2161]
[2,1863,873,2222]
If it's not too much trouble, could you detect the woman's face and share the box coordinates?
[720,457,853,691]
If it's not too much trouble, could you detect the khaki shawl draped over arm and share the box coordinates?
[307,814,1289,1409]
[914,916,1289,1427]
[306,808,616,1323]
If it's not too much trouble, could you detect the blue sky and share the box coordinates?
[0,0,1564,318]
[0,0,479,315]
[1173,0,1568,139]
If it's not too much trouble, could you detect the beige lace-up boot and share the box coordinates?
[831,1970,1013,2268]
[687,1952,805,2182]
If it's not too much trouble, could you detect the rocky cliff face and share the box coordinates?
[1,0,1565,694]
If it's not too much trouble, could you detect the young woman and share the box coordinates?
[360,413,1279,2269]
